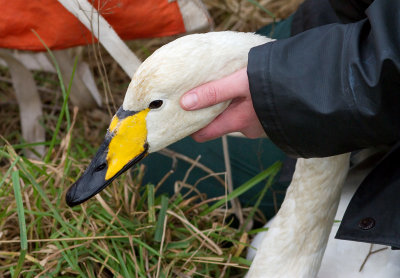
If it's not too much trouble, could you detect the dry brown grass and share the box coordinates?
[205,0,303,31]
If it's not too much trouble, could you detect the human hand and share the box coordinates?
[180,68,266,142]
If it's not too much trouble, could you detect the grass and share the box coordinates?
[0,138,281,277]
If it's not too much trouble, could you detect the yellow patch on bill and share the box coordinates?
[108,115,119,133]
[105,109,149,180]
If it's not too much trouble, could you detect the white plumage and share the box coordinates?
[246,154,350,277]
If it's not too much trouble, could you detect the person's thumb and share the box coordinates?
[180,68,248,110]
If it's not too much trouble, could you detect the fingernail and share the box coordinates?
[181,92,198,109]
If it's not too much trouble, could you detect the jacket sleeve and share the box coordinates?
[329,0,373,23]
[247,0,400,158]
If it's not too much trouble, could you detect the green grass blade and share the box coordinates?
[246,0,276,19]
[56,241,87,277]
[0,141,57,152]
[200,161,282,216]
[239,171,278,235]
[11,170,27,278]
[0,157,19,189]
[15,157,77,233]
[154,195,169,242]
[247,227,269,235]
[12,170,27,249]
[147,184,155,223]
[130,237,162,257]
[111,240,130,277]
[12,249,27,278]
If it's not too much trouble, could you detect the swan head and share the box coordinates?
[66,31,272,206]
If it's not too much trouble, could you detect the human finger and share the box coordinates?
[180,68,249,110]
[191,99,263,142]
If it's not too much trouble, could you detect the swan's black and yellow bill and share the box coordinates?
[66,107,150,207]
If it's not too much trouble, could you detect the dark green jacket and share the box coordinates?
[247,0,400,247]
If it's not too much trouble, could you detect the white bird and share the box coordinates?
[66,31,395,278]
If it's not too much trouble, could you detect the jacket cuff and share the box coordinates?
[247,42,302,157]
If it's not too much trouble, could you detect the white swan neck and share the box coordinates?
[247,153,350,278]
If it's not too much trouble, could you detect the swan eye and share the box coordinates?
[149,100,163,109]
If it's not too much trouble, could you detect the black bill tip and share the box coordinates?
[65,140,148,207]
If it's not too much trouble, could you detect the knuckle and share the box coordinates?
[203,86,218,106]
